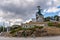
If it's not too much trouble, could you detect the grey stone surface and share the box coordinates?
[0,36,60,40]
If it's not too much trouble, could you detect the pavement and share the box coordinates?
[0,36,60,40]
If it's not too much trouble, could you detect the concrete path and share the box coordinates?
[0,36,60,40]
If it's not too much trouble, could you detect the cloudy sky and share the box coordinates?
[0,0,60,26]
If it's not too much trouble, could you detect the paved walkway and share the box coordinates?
[0,36,60,40]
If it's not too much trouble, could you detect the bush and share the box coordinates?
[39,26,43,29]
[48,22,53,26]
[57,24,60,28]
[10,29,16,34]
[34,26,43,29]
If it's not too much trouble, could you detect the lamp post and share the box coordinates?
[3,22,5,32]
[7,21,11,32]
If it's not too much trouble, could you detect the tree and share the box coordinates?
[48,22,53,26]
[0,26,7,32]
[54,15,59,21]
[11,25,21,30]
[44,16,51,21]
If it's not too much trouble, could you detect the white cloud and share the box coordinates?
[10,19,23,23]
[48,2,51,5]
[0,0,21,6]
[0,17,5,22]
[52,0,60,6]
[42,7,60,17]
[44,7,60,13]
[0,15,23,26]
[58,12,60,16]
[0,0,60,26]
[47,1,52,6]
[47,0,60,7]
[23,19,32,23]
[0,0,35,7]
[54,0,57,1]
[0,10,15,18]
[26,0,34,2]
[9,19,23,25]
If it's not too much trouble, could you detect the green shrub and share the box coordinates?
[39,26,43,29]
[48,22,53,26]
[10,29,16,34]
[57,24,60,28]
[34,26,43,29]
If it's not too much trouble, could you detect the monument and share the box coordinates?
[36,6,44,22]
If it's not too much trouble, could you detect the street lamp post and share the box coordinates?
[3,22,5,32]
[7,21,11,32]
